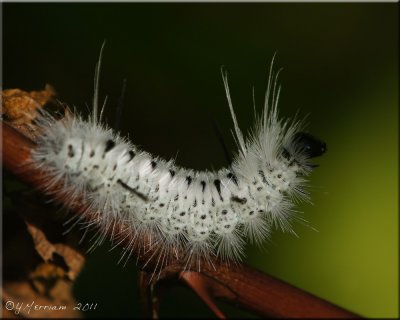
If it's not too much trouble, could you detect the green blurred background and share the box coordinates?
[3,3,398,318]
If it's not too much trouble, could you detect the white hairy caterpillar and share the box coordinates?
[30,47,326,273]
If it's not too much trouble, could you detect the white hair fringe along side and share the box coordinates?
[31,45,326,272]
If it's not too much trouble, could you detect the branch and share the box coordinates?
[2,120,360,318]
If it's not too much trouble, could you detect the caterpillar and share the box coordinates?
[30,46,326,274]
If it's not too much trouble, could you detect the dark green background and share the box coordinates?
[3,3,398,318]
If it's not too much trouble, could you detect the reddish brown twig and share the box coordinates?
[2,121,361,318]
[180,271,226,319]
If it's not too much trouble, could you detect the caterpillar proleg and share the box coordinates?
[30,46,326,273]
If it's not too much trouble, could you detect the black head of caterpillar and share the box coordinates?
[293,132,327,158]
